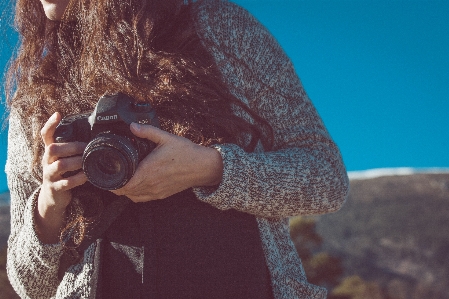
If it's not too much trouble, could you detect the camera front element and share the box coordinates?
[83,133,141,190]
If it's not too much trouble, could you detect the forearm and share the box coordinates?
[7,188,63,299]
[194,142,348,218]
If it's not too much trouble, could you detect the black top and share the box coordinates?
[100,189,274,299]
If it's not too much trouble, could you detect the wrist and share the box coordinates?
[198,146,223,187]
[35,190,68,244]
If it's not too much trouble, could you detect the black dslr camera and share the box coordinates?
[54,93,159,190]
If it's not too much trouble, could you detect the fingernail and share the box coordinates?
[131,122,141,131]
[51,112,58,121]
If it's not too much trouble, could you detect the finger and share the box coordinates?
[130,123,169,144]
[122,193,157,203]
[52,172,88,192]
[110,186,144,200]
[43,142,87,164]
[41,112,61,146]
[46,156,84,180]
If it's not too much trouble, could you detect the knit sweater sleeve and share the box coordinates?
[6,111,63,298]
[192,0,349,218]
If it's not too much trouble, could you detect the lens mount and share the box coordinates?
[83,133,139,190]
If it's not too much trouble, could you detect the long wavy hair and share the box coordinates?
[5,0,273,248]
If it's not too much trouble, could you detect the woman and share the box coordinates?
[5,0,349,298]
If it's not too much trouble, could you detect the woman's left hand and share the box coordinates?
[112,123,223,202]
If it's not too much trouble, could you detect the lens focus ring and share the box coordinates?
[83,133,139,190]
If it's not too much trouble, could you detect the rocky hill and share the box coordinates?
[315,172,449,298]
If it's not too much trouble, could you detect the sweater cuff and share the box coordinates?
[25,188,64,263]
[192,143,246,210]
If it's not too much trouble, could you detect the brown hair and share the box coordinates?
[5,0,273,247]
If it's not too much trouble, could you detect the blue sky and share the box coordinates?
[0,0,448,191]
[233,0,449,170]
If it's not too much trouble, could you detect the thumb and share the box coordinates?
[130,122,167,144]
[41,112,61,146]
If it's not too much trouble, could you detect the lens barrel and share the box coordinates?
[83,133,140,190]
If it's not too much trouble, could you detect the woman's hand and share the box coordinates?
[36,112,87,244]
[112,123,223,202]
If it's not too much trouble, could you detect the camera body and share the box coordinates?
[54,93,159,190]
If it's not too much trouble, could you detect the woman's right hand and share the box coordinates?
[35,112,88,244]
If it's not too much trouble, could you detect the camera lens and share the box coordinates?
[83,133,139,190]
[97,150,123,175]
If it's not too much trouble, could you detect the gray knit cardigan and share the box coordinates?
[6,1,349,298]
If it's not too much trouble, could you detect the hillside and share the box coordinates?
[315,172,449,298]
